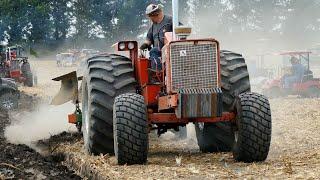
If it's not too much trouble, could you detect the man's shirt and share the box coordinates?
[292,63,305,80]
[147,15,173,49]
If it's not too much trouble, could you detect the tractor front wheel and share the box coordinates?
[113,93,149,165]
[233,92,272,162]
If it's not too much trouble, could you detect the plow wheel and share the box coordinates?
[195,50,250,152]
[113,93,148,165]
[81,54,136,155]
[233,92,272,162]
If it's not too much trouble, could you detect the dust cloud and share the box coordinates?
[4,102,76,149]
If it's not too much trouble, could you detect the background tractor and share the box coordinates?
[52,0,272,165]
[56,52,77,67]
[0,45,36,87]
[262,51,320,97]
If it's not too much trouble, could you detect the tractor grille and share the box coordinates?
[170,41,218,91]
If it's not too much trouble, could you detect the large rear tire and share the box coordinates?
[195,122,234,152]
[21,62,33,87]
[113,93,148,165]
[233,92,272,162]
[195,50,251,152]
[81,54,136,155]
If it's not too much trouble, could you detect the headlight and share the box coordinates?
[119,42,126,50]
[128,42,135,50]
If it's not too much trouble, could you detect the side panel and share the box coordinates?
[158,94,178,110]
[135,58,149,86]
[142,85,161,105]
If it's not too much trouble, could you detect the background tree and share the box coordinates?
[0,0,319,56]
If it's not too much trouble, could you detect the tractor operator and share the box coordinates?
[284,57,305,88]
[139,4,173,71]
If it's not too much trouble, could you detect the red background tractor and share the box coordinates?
[262,51,320,97]
[0,45,36,87]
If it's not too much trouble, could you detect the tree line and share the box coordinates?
[0,0,319,54]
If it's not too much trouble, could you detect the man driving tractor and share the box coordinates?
[283,56,305,88]
[139,4,173,70]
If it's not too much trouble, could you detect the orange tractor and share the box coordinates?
[0,45,36,87]
[52,0,272,165]
[262,51,320,97]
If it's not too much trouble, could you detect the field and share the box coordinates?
[1,60,320,179]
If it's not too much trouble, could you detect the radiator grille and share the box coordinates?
[170,41,218,91]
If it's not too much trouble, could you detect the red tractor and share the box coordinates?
[0,45,36,87]
[262,51,320,97]
[52,0,272,165]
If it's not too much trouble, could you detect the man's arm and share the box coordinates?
[140,27,153,50]
[146,26,154,45]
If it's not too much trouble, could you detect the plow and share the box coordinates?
[52,0,272,165]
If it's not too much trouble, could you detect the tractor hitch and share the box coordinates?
[68,101,82,132]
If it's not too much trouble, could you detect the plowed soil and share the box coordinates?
[1,60,320,179]
[0,94,80,179]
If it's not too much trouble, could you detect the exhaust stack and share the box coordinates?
[172,0,192,40]
[172,0,179,36]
